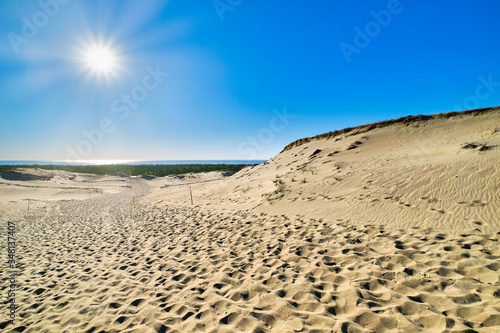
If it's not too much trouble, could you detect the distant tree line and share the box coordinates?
[0,164,254,177]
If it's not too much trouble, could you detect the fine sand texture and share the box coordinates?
[1,108,499,332]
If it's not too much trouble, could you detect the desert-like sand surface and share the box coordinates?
[1,108,500,332]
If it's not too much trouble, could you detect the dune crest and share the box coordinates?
[159,107,500,235]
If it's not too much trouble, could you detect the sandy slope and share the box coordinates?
[159,108,500,235]
[1,109,499,332]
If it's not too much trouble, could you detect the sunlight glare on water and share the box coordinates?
[75,160,136,165]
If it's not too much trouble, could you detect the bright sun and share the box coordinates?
[74,36,123,82]
[85,47,115,73]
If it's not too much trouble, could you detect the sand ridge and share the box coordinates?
[159,108,500,235]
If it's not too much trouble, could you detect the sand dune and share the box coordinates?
[1,108,499,332]
[160,107,500,235]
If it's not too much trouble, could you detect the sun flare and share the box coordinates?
[85,48,115,73]
[74,36,124,82]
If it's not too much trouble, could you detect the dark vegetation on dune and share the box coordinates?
[282,106,500,152]
[0,164,254,177]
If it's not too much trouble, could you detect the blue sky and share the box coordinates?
[1,0,499,162]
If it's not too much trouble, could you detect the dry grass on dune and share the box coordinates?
[281,106,500,152]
